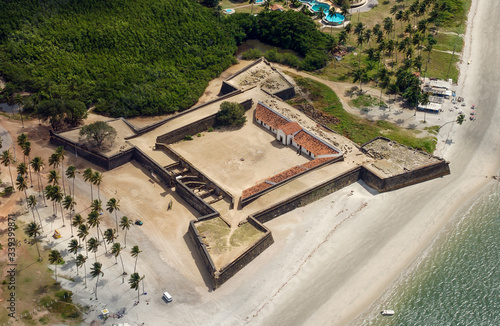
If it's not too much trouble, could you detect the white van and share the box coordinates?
[163,291,172,302]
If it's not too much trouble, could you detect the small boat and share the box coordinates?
[381,310,395,316]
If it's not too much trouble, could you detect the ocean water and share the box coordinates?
[361,183,500,326]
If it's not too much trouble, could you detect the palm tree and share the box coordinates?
[111,242,126,275]
[341,3,350,19]
[338,30,348,46]
[104,228,116,247]
[263,0,272,11]
[66,165,78,197]
[120,216,132,248]
[1,150,14,187]
[90,262,103,300]
[68,239,81,275]
[129,272,144,302]
[48,250,63,283]
[23,141,33,187]
[378,68,391,103]
[390,5,399,17]
[25,222,42,261]
[106,198,120,235]
[344,22,352,34]
[352,68,368,91]
[45,185,56,216]
[249,0,256,14]
[30,156,46,204]
[395,10,404,32]
[364,29,372,46]
[27,195,42,227]
[17,133,27,164]
[87,237,100,261]
[73,214,85,229]
[77,224,90,255]
[17,162,28,181]
[383,17,394,37]
[131,245,142,274]
[76,254,88,288]
[48,153,60,172]
[47,170,60,186]
[87,210,104,246]
[55,146,66,194]
[317,7,326,20]
[353,22,365,37]
[92,171,103,202]
[53,186,65,226]
[91,199,103,215]
[16,176,29,209]
[83,168,94,201]
[63,195,77,236]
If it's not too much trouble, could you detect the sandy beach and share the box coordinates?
[1,1,498,325]
[245,0,500,325]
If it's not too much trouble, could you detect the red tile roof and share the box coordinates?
[267,166,306,184]
[293,130,339,156]
[255,103,289,130]
[271,4,284,11]
[300,157,333,170]
[280,122,302,135]
[242,182,272,199]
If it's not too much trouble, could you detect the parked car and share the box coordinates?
[135,220,143,226]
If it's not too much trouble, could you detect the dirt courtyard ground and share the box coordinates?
[170,108,311,197]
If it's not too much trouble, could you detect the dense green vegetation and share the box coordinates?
[0,0,237,117]
[216,102,247,127]
[288,74,437,153]
[0,0,470,120]
[226,11,335,71]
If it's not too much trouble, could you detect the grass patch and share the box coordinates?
[350,94,385,108]
[196,218,231,254]
[425,50,460,82]
[424,125,440,135]
[229,222,263,247]
[0,223,84,325]
[289,75,437,153]
[434,33,464,53]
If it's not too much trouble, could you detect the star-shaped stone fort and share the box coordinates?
[51,58,450,288]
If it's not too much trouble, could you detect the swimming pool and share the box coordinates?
[324,12,345,24]
[311,2,330,13]
[255,0,264,3]
[306,1,345,25]
[223,8,235,14]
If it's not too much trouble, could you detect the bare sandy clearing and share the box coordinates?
[170,110,311,195]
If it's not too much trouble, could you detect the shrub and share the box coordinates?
[79,121,117,148]
[242,49,263,60]
[207,127,214,132]
[3,186,13,196]
[216,102,246,127]
[184,135,193,141]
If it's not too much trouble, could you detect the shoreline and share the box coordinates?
[247,0,500,324]
[340,0,500,323]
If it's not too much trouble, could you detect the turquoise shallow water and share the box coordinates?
[362,183,500,326]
